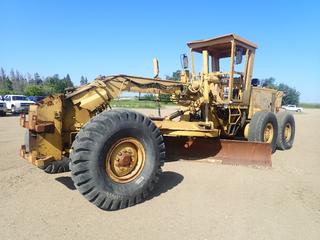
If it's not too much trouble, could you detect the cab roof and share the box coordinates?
[187,34,257,58]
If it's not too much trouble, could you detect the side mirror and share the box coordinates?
[235,49,243,65]
[180,54,189,69]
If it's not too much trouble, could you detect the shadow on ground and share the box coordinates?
[55,171,184,200]
[147,171,184,200]
[55,176,76,190]
[0,113,21,118]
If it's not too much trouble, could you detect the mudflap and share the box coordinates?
[164,137,272,167]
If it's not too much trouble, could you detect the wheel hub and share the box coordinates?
[284,123,292,142]
[118,153,132,167]
[106,138,145,183]
[263,123,274,143]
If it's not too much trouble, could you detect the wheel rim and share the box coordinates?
[284,123,292,142]
[106,137,145,183]
[263,123,274,143]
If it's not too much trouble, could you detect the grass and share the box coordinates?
[110,99,173,109]
[299,103,320,109]
[111,99,320,110]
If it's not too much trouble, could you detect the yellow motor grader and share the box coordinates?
[20,34,295,210]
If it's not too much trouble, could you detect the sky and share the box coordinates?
[0,0,319,102]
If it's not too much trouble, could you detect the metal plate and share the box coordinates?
[164,137,272,167]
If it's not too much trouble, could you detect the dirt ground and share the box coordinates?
[0,109,319,240]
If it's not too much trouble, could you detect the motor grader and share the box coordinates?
[20,34,295,210]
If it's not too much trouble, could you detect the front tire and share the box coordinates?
[248,111,278,153]
[44,157,71,173]
[70,109,165,210]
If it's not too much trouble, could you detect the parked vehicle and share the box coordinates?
[282,105,303,112]
[27,96,46,103]
[0,98,7,116]
[3,95,35,113]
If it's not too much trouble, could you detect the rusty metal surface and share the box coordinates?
[20,145,53,168]
[20,113,54,133]
[164,137,272,167]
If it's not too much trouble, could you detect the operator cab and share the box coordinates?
[187,34,257,104]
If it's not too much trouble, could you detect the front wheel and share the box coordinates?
[248,111,278,153]
[70,109,165,210]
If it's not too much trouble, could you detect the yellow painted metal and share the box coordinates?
[248,87,282,119]
[284,123,292,141]
[190,49,196,81]
[31,96,64,161]
[105,138,145,183]
[263,123,274,143]
[161,130,219,137]
[20,33,284,168]
[71,86,109,111]
[153,58,159,78]
[228,40,235,102]
[202,50,209,75]
[154,120,219,137]
[202,50,209,103]
[242,50,255,104]
[180,70,189,83]
[244,123,250,139]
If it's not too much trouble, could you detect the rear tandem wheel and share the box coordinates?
[276,111,295,150]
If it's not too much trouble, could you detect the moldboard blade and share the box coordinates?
[164,137,272,167]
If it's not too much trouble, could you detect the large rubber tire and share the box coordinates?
[44,157,71,173]
[248,111,278,153]
[276,111,295,150]
[70,109,165,210]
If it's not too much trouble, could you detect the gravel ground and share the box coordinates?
[0,109,319,240]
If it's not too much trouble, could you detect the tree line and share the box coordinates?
[0,67,88,96]
[0,67,300,105]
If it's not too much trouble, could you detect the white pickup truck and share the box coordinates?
[0,98,7,116]
[3,95,35,114]
[282,104,303,112]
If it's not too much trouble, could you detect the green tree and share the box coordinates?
[278,83,300,105]
[80,75,88,85]
[34,73,42,84]
[0,68,7,89]
[43,74,74,94]
[261,77,277,89]
[64,74,73,87]
[24,85,44,96]
[166,70,181,81]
